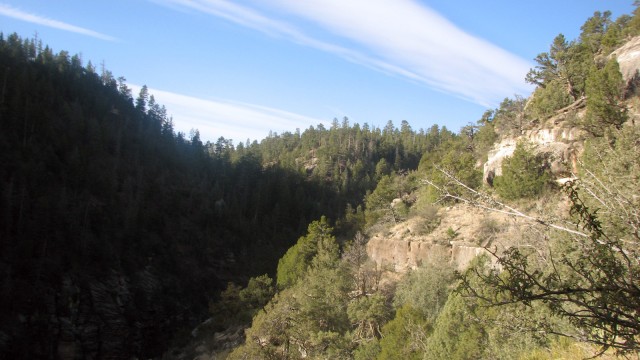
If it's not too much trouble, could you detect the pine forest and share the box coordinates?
[1,5,640,360]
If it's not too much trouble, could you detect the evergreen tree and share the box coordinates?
[493,142,550,200]
[582,58,627,136]
[135,84,149,112]
[276,217,335,288]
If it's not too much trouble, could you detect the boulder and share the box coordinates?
[610,35,640,83]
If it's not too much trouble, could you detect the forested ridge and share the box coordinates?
[1,4,640,360]
[220,5,640,360]
[0,32,462,358]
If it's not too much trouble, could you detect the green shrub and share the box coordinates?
[378,304,430,360]
[276,217,336,288]
[393,257,456,321]
[527,79,573,120]
[425,293,486,360]
[446,227,459,240]
[582,59,627,136]
[493,142,551,200]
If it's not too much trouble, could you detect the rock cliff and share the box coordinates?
[484,36,640,185]
[611,35,640,82]
[483,124,585,185]
[366,205,517,272]
[367,36,640,274]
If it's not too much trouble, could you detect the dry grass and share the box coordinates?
[519,337,626,360]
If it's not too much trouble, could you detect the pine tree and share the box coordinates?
[135,84,149,112]
[582,58,627,136]
[493,142,550,200]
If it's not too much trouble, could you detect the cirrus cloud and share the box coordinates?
[154,0,533,107]
[0,3,117,41]
[130,84,328,143]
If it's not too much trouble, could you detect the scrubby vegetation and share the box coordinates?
[226,6,640,359]
[1,3,639,359]
[493,141,552,200]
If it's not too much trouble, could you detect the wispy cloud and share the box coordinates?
[130,85,327,143]
[0,4,117,41]
[272,0,533,105]
[154,0,532,107]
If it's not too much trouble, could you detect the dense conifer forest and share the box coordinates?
[1,4,639,359]
[0,32,467,358]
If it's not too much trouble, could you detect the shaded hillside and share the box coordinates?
[0,33,452,358]
[0,33,346,358]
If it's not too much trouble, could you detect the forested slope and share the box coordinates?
[224,6,640,360]
[1,4,640,360]
[0,33,454,358]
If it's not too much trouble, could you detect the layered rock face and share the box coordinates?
[366,205,512,272]
[485,36,640,186]
[613,35,640,123]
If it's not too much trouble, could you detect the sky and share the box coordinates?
[0,1,636,143]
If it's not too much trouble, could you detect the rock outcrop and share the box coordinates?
[611,35,640,82]
[366,205,514,272]
[483,36,640,186]
[483,125,585,184]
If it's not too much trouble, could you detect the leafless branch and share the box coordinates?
[422,167,588,237]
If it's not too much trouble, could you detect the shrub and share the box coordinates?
[582,59,627,136]
[493,142,551,200]
[527,79,573,120]
[474,218,501,245]
[411,204,440,235]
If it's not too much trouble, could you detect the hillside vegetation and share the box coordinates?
[0,31,469,358]
[0,4,639,360]
[225,6,640,360]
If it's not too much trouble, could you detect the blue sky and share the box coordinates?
[0,1,635,143]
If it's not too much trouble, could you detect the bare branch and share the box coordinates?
[422,168,588,237]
